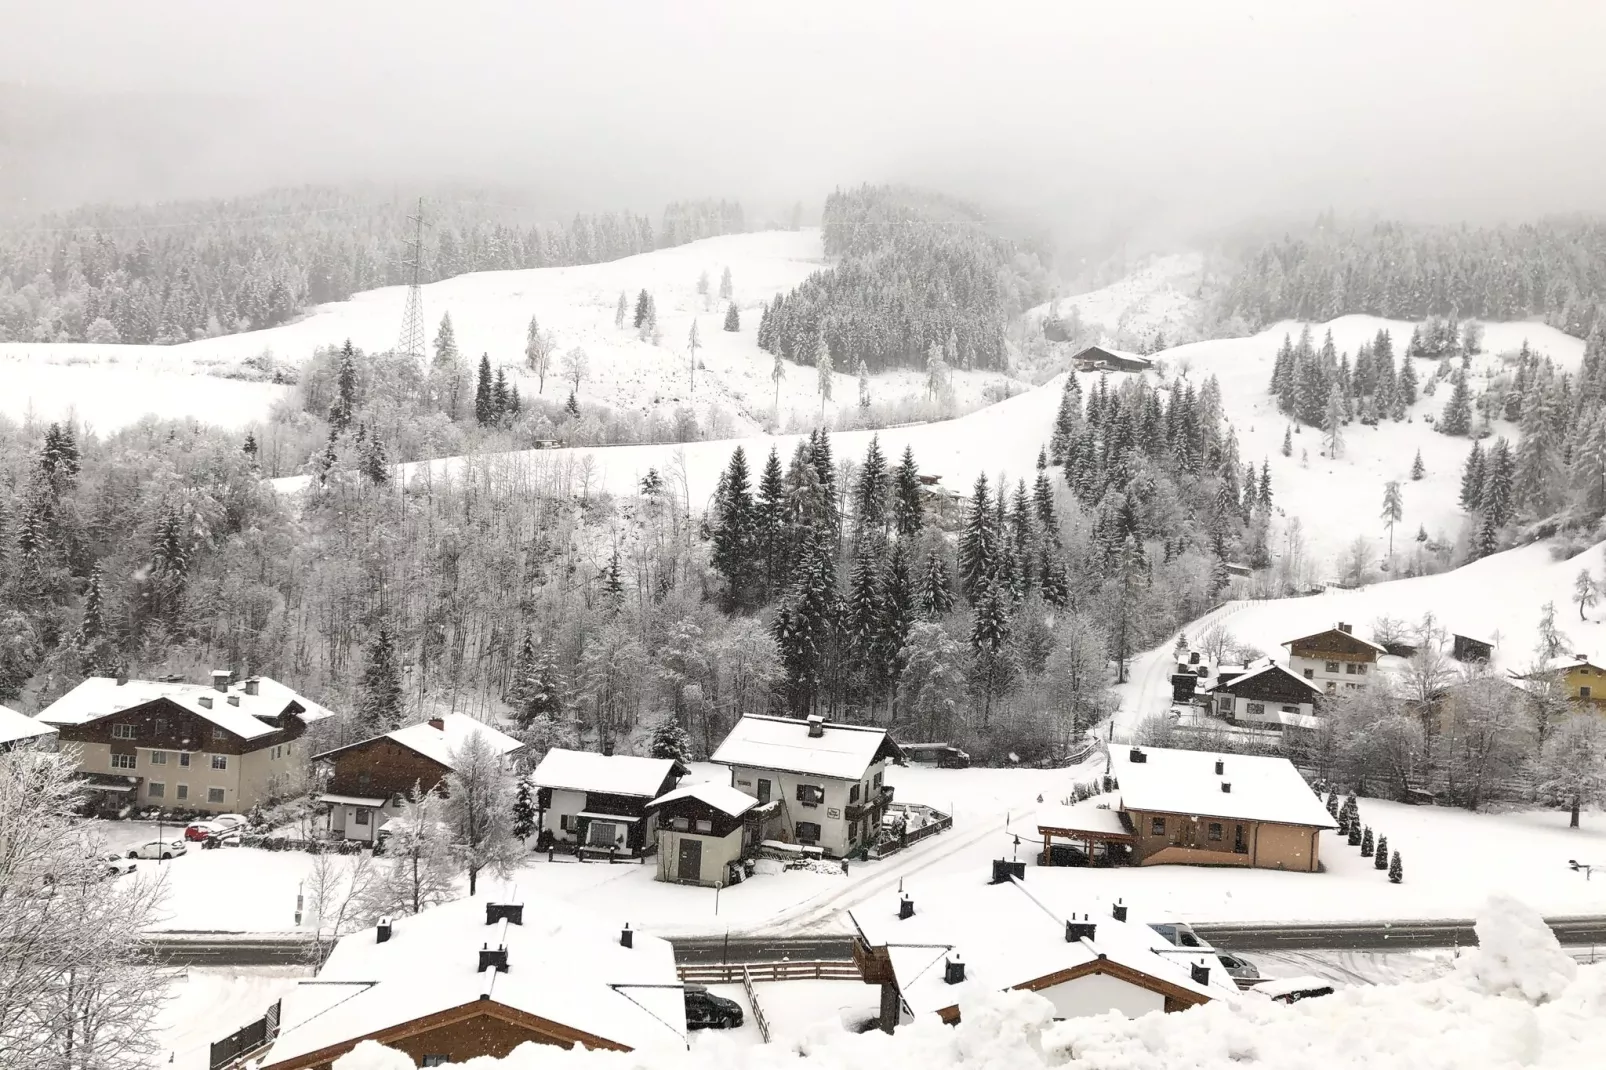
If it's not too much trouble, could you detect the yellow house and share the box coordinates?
[1514,655,1606,705]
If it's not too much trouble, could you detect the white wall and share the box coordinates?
[1220,693,1313,726]
[1288,654,1373,695]
[1038,972,1165,1020]
[725,761,886,858]
[543,787,587,843]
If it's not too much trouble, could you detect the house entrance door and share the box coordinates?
[677,838,702,882]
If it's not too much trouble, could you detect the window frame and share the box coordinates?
[794,821,822,844]
[795,783,824,808]
[179,752,191,767]
[206,787,226,804]
[148,750,168,765]
[210,754,228,771]
[694,818,713,834]
[1150,816,1166,836]
[147,781,166,799]
[176,784,189,801]
[354,808,370,826]
[112,723,137,740]
[1207,821,1222,842]
[1325,661,1341,673]
[1245,701,1265,716]
[110,752,137,770]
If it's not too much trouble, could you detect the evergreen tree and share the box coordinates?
[1361,825,1374,857]
[1460,440,1486,511]
[1322,389,1345,458]
[602,549,625,612]
[1484,437,1515,526]
[474,354,494,425]
[1050,373,1083,463]
[969,581,1012,725]
[1475,507,1500,559]
[1281,425,1293,457]
[696,269,710,298]
[920,550,955,617]
[755,447,787,600]
[855,436,890,537]
[1399,354,1418,406]
[846,540,886,704]
[356,624,405,736]
[649,714,693,762]
[957,473,996,603]
[361,433,389,485]
[711,447,757,609]
[242,430,259,465]
[1440,369,1473,435]
[1388,850,1403,883]
[773,530,837,715]
[1411,449,1425,480]
[1382,480,1403,559]
[814,334,833,420]
[857,357,871,409]
[633,288,650,328]
[507,629,540,717]
[492,368,510,419]
[1375,835,1389,869]
[1258,461,1273,508]
[433,313,458,366]
[892,445,924,538]
[77,564,107,647]
[880,540,915,679]
[526,645,565,725]
[330,339,359,433]
[512,778,537,842]
[565,391,579,416]
[722,302,740,333]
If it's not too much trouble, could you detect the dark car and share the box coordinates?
[683,985,743,1029]
[1216,952,1260,984]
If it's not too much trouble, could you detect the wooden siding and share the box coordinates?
[649,794,747,839]
[53,695,307,756]
[1218,669,1317,705]
[1285,629,1380,662]
[323,737,450,799]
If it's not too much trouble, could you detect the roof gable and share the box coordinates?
[646,780,757,817]
[1112,745,1337,828]
[38,676,323,743]
[710,715,901,780]
[1,704,57,746]
[316,714,524,768]
[1283,628,1386,656]
[532,749,685,798]
[1209,663,1321,697]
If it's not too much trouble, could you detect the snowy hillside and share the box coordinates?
[1157,315,1585,573]
[0,230,1025,435]
[1028,253,1204,347]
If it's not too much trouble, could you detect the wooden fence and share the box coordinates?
[742,967,772,1043]
[677,960,862,984]
[210,1000,279,1070]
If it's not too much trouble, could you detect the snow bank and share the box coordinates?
[327,900,1606,1070]
[1455,895,1577,1004]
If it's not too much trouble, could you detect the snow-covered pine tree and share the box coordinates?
[1050,373,1082,463]
[696,269,710,298]
[1375,835,1389,868]
[893,445,924,538]
[614,292,627,329]
[855,436,890,537]
[649,713,693,763]
[814,334,833,421]
[1382,480,1403,559]
[512,778,537,842]
[969,581,1012,726]
[1411,449,1425,480]
[1322,389,1345,458]
[356,624,405,736]
[1259,461,1273,509]
[1483,437,1515,526]
[1281,425,1293,457]
[474,354,495,425]
[633,288,650,328]
[724,302,740,332]
[1440,369,1473,435]
[1388,850,1403,883]
[1460,440,1486,511]
[1361,825,1375,857]
[712,446,757,609]
[1399,351,1418,406]
[958,473,996,603]
[565,391,579,416]
[856,357,871,409]
[920,549,955,617]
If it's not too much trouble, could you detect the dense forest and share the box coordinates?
[756,185,1051,374]
[1216,216,1606,337]
[0,187,746,345]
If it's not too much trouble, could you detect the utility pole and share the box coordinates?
[396,197,430,361]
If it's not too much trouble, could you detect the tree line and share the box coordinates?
[0,186,746,345]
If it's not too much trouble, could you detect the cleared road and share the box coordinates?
[140,915,1606,966]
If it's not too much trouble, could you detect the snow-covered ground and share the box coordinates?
[697,981,880,1047]
[0,230,1024,435]
[1116,538,1606,735]
[152,966,309,1070]
[1028,253,1204,346]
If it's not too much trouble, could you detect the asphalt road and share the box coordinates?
[140,916,1606,966]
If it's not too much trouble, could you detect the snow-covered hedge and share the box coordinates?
[327,898,1604,1070]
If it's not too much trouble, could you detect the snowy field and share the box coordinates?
[0,230,1024,435]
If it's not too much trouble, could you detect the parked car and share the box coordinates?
[184,821,221,842]
[1148,922,1212,950]
[1216,952,1259,983]
[102,853,138,878]
[683,984,744,1029]
[211,814,248,833]
[1251,975,1337,1003]
[128,839,188,860]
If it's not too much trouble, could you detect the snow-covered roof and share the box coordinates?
[1205,662,1322,695]
[710,715,901,781]
[38,675,331,743]
[646,780,757,818]
[0,704,57,746]
[1282,627,1388,654]
[532,748,683,798]
[1035,795,1131,838]
[388,715,524,767]
[1075,345,1153,367]
[848,876,1235,1019]
[1528,654,1606,675]
[262,887,685,1065]
[1112,745,1338,829]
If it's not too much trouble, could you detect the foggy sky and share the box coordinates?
[4,0,1605,247]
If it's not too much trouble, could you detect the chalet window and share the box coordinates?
[1216,696,1233,714]
[587,821,621,848]
[1281,705,1298,713]
[1150,817,1165,836]
[1344,663,1357,675]
[179,752,191,767]
[211,754,228,770]
[1357,664,1368,674]
[355,809,370,826]
[560,814,576,832]
[1326,661,1340,673]
[1246,702,1265,716]
[1345,683,1359,691]
[111,753,137,770]
[671,816,689,831]
[154,718,167,734]
[1326,683,1337,694]
[1234,825,1247,853]
[795,821,822,844]
[756,779,772,803]
[873,771,883,789]
[148,782,166,799]
[1303,669,1314,679]
[176,784,189,801]
[849,784,860,804]
[1583,686,1594,699]
[423,1057,450,1067]
[695,819,713,834]
[212,727,228,741]
[149,750,168,765]
[1207,822,1222,842]
[796,784,824,808]
[112,724,137,739]
[207,787,226,804]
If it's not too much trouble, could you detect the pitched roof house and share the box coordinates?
[1070,345,1153,373]
[314,715,525,841]
[38,672,332,812]
[1205,662,1322,730]
[711,714,903,858]
[0,703,57,752]
[848,876,1234,1032]
[1282,623,1386,695]
[251,887,686,1069]
[1111,745,1337,870]
[1513,654,1606,705]
[646,781,777,886]
[530,749,687,857]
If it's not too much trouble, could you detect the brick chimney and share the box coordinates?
[428,717,445,731]
[377,917,392,943]
[806,714,824,738]
[898,894,914,920]
[211,669,232,692]
[243,677,260,697]
[944,954,965,984]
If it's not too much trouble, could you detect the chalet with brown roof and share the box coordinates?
[1282,623,1385,695]
[1205,662,1322,730]
[38,672,332,813]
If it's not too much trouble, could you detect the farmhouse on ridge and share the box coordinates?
[1069,344,1153,373]
[1282,623,1385,694]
